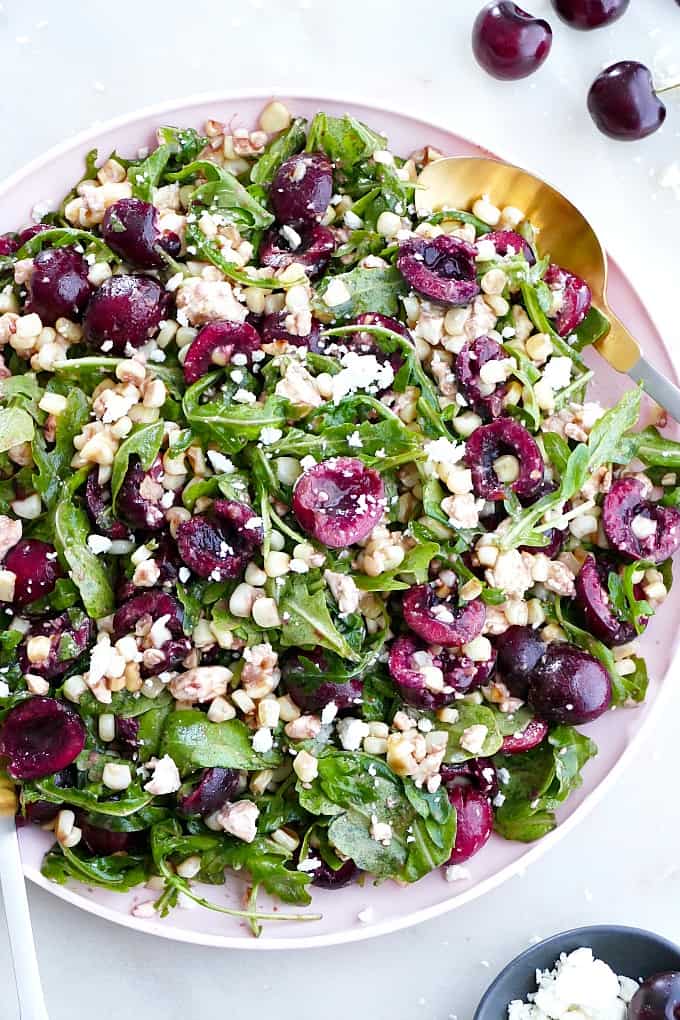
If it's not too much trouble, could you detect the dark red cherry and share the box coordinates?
[628,971,680,1020]
[17,224,51,247]
[552,0,630,29]
[397,235,480,306]
[102,198,178,268]
[0,234,19,256]
[602,477,680,563]
[261,311,324,352]
[83,274,169,353]
[311,857,359,890]
[113,590,189,676]
[182,320,262,383]
[466,417,544,501]
[24,767,75,824]
[480,230,535,265]
[4,539,63,608]
[441,758,499,798]
[116,456,167,532]
[388,634,494,710]
[574,554,637,647]
[588,61,666,141]
[292,457,385,549]
[527,643,611,724]
[282,649,363,713]
[500,717,549,754]
[26,247,92,325]
[178,768,239,817]
[402,583,486,648]
[270,152,334,226]
[259,223,335,278]
[472,3,552,81]
[18,612,94,681]
[176,499,263,580]
[447,785,493,864]
[544,264,591,335]
[494,624,546,699]
[456,335,508,420]
[0,697,86,780]
[85,472,131,541]
[80,820,145,856]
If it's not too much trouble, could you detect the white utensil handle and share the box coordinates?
[0,817,49,1020]
[629,356,680,424]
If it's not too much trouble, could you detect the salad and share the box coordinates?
[0,101,678,932]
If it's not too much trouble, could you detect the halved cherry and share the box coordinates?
[176,499,263,580]
[182,320,262,384]
[292,457,385,549]
[466,417,544,501]
[602,478,680,563]
[402,583,486,648]
[0,697,86,780]
[397,235,480,306]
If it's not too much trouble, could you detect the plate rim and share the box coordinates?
[5,88,678,950]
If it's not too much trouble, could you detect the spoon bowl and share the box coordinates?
[473,925,680,1020]
[415,156,680,417]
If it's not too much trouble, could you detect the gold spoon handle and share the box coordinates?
[595,311,680,423]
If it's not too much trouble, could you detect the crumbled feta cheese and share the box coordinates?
[87,534,112,555]
[330,351,394,403]
[252,727,274,753]
[207,450,235,474]
[424,436,466,469]
[259,426,283,445]
[323,278,352,307]
[144,755,181,796]
[336,716,370,751]
[541,356,572,392]
[508,947,637,1020]
[445,865,471,883]
[459,724,488,756]
[0,680,9,698]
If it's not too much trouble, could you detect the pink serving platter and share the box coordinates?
[2,91,678,950]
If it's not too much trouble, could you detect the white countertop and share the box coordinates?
[1,1,679,1017]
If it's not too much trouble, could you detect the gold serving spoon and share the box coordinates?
[414,156,680,420]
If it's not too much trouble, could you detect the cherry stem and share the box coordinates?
[655,81,680,96]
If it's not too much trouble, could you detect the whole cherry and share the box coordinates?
[552,0,629,29]
[472,2,552,81]
[588,61,669,140]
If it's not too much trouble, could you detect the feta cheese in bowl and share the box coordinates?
[473,926,680,1020]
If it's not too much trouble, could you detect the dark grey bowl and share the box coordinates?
[474,925,680,1019]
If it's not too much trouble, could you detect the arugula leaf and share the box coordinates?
[500,387,642,550]
[278,576,360,662]
[541,431,571,478]
[110,421,164,511]
[24,776,152,817]
[353,541,439,591]
[160,710,283,773]
[266,415,422,472]
[183,372,297,452]
[127,145,172,201]
[53,496,115,618]
[493,725,597,841]
[250,117,307,187]
[297,750,455,881]
[435,703,504,763]
[32,387,90,509]
[17,226,116,263]
[424,208,491,235]
[202,836,312,905]
[306,113,385,170]
[42,845,148,891]
[634,427,680,469]
[0,406,34,452]
[568,306,611,352]
[313,266,407,322]
[156,125,208,169]
[168,160,273,230]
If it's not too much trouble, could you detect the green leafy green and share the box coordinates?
[0,406,34,452]
[493,726,597,841]
[110,421,164,510]
[168,160,274,230]
[278,576,360,662]
[160,711,283,773]
[306,113,385,170]
[250,117,307,186]
[42,845,149,890]
[298,751,455,881]
[313,266,407,322]
[353,541,439,591]
[202,836,312,905]
[53,496,114,618]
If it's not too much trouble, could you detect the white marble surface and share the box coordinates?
[1,1,680,1017]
